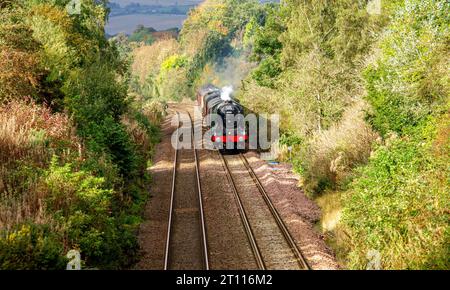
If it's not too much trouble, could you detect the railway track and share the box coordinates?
[164,109,308,270]
[218,152,310,270]
[164,112,209,270]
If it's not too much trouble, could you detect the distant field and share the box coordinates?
[111,0,203,6]
[106,14,187,35]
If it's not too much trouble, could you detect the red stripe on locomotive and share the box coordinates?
[212,135,249,143]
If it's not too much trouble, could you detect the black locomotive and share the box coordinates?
[197,84,248,150]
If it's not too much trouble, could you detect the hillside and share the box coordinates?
[0,0,164,269]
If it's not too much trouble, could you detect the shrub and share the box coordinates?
[336,1,450,269]
[63,64,138,177]
[0,0,156,270]
[42,157,138,269]
[161,54,188,71]
[251,56,281,88]
[341,114,449,269]
[121,106,161,172]
[44,158,113,217]
[0,224,66,270]
[364,0,450,136]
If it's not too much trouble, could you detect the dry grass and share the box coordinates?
[142,100,167,125]
[315,190,349,266]
[316,190,342,232]
[0,99,80,232]
[0,99,79,164]
[301,101,379,193]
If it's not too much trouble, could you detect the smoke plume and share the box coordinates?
[220,85,233,101]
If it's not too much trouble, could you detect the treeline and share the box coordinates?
[238,0,449,269]
[112,25,180,46]
[0,0,163,269]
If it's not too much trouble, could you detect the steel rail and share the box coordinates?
[239,153,310,270]
[164,111,209,270]
[218,152,266,270]
[188,112,210,270]
[164,112,179,270]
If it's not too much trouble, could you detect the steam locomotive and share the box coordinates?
[197,84,248,150]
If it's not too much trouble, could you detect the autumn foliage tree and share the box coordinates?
[0,7,43,103]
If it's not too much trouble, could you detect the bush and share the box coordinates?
[44,157,113,216]
[161,54,188,71]
[319,0,450,270]
[121,105,162,172]
[0,224,66,270]
[341,114,449,269]
[364,0,449,136]
[63,64,138,177]
[42,157,139,269]
[251,56,281,88]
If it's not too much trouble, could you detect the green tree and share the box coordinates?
[129,25,155,45]
[364,0,449,136]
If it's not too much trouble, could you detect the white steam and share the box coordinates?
[220,85,233,101]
